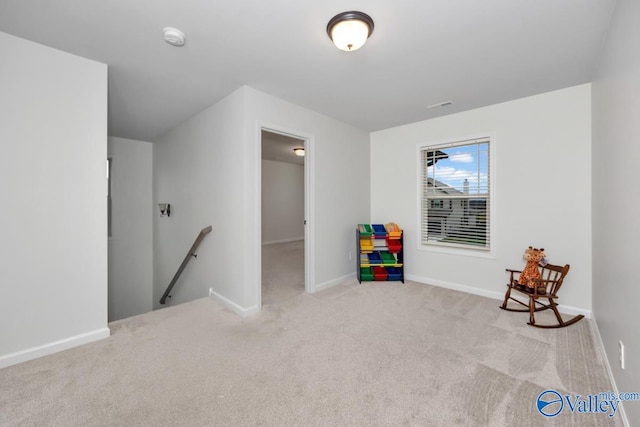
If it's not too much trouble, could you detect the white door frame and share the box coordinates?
[256,122,315,309]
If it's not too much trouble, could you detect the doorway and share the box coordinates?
[259,126,313,308]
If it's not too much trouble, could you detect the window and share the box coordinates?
[419,137,491,251]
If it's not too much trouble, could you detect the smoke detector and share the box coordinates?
[163,27,186,47]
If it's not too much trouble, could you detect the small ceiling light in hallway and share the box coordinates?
[327,11,374,52]
[293,147,305,156]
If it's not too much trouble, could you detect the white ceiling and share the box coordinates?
[0,0,616,142]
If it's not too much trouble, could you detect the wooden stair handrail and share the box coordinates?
[159,225,213,305]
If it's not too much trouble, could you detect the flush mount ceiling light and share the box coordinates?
[163,27,186,47]
[293,147,305,156]
[327,11,374,52]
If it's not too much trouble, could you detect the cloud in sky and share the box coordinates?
[425,143,489,192]
[427,165,488,191]
[428,165,482,181]
[449,153,474,163]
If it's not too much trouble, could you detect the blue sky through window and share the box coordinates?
[426,142,489,195]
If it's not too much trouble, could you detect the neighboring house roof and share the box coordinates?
[426,177,464,196]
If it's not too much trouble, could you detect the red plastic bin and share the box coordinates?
[386,238,402,253]
[373,266,388,281]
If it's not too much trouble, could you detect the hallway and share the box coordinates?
[261,240,305,307]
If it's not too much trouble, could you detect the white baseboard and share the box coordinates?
[590,313,630,427]
[209,289,260,317]
[262,237,304,246]
[407,274,504,301]
[0,327,111,369]
[312,272,356,293]
[405,274,592,318]
[555,303,591,318]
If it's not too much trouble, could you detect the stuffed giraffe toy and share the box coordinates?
[517,246,547,293]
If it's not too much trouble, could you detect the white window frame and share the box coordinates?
[416,133,496,258]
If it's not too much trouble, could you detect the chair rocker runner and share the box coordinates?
[500,263,584,328]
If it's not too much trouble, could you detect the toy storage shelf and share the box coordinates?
[357,223,404,283]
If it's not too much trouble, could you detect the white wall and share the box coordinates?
[261,160,304,244]
[0,32,108,367]
[244,86,370,297]
[154,86,370,314]
[592,0,640,424]
[108,137,153,321]
[153,88,245,311]
[371,84,592,312]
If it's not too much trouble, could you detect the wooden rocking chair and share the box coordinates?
[500,263,584,328]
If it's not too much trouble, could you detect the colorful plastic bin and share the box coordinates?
[360,267,374,281]
[373,266,388,281]
[372,224,387,238]
[367,252,382,265]
[359,237,373,251]
[387,267,402,281]
[358,224,373,236]
[381,252,396,265]
[386,238,402,253]
[385,223,402,239]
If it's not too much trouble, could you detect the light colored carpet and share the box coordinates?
[0,241,623,426]
[261,240,305,308]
